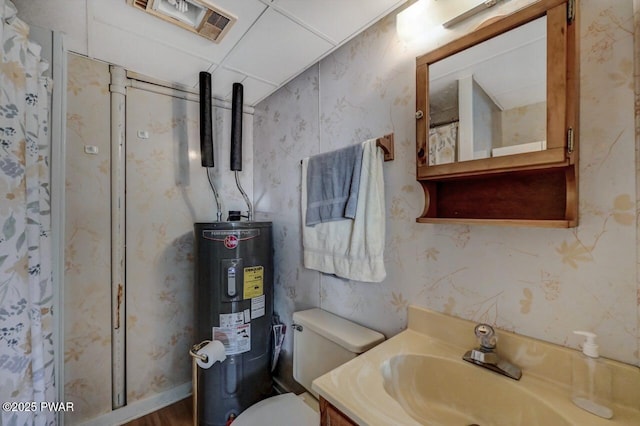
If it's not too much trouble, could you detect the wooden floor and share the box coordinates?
[123,397,193,426]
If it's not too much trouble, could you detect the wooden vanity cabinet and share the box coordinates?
[319,397,358,426]
[415,0,579,227]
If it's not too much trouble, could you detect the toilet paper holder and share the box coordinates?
[189,340,211,362]
[191,339,226,426]
[190,341,210,426]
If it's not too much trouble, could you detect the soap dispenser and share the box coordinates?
[571,331,613,419]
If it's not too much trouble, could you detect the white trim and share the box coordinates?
[26,23,68,426]
[51,31,68,426]
[27,26,69,425]
[78,383,192,426]
[109,65,128,410]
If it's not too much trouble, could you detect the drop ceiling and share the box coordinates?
[13,0,407,106]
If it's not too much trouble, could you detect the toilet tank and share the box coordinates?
[292,309,385,398]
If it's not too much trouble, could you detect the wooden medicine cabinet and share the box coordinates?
[415,0,579,227]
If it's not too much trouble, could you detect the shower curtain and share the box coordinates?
[0,1,56,425]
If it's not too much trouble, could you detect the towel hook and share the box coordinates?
[375,133,394,162]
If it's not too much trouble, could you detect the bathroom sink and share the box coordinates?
[314,308,640,426]
[381,354,571,426]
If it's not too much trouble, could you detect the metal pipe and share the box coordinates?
[207,168,223,222]
[199,71,222,221]
[192,356,198,426]
[190,340,212,426]
[235,171,253,221]
[230,83,252,220]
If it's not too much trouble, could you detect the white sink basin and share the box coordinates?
[381,354,572,426]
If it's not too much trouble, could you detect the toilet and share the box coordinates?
[231,308,385,426]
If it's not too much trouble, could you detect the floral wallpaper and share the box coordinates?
[125,87,254,402]
[254,0,639,392]
[58,0,640,420]
[64,53,112,424]
[65,54,255,422]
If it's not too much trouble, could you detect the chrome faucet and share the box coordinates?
[462,323,522,380]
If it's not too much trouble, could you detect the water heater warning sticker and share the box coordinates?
[213,323,251,355]
[219,312,244,328]
[251,295,265,319]
[243,266,264,299]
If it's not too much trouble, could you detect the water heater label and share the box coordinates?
[213,323,251,355]
[219,312,244,328]
[251,295,265,319]
[243,266,264,299]
[202,229,261,246]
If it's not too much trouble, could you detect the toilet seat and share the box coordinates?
[231,393,319,426]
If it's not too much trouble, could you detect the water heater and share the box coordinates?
[194,221,273,425]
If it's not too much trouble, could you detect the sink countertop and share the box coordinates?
[312,306,640,426]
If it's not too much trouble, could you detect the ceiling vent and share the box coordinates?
[129,0,236,43]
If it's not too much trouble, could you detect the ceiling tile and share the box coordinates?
[223,8,332,85]
[210,69,276,105]
[211,67,247,99]
[14,0,407,107]
[90,0,267,65]
[91,20,212,87]
[239,77,278,105]
[272,0,404,44]
[12,0,88,55]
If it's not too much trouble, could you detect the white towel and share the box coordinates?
[302,139,386,282]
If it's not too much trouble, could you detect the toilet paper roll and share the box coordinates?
[195,340,226,369]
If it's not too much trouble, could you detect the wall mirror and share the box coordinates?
[414,0,578,227]
[429,16,546,165]
[416,0,577,179]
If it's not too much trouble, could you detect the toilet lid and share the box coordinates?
[231,393,319,426]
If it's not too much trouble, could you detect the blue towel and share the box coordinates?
[305,143,364,226]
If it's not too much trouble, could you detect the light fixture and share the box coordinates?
[396,0,431,43]
[443,0,503,28]
[396,0,505,44]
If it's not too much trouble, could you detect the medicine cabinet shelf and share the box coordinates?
[417,166,577,228]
